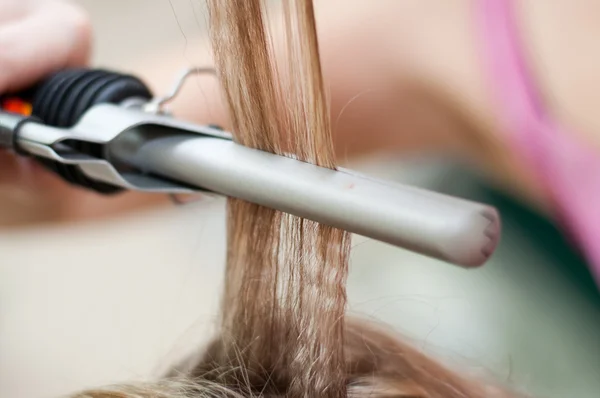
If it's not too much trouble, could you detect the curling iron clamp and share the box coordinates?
[0,68,500,267]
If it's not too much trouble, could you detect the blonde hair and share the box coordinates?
[71,1,518,397]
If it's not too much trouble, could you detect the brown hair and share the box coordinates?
[72,1,518,397]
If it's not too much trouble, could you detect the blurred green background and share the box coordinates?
[348,158,600,398]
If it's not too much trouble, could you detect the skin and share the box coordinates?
[1,0,599,226]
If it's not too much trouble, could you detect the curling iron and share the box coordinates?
[0,67,500,267]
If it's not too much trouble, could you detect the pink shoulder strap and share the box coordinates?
[478,0,600,288]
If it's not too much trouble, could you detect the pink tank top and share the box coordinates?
[478,0,600,288]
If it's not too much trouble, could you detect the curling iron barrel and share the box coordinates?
[0,68,501,267]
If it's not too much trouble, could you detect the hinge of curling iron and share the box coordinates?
[9,67,227,195]
[15,103,232,194]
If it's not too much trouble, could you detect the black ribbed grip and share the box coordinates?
[30,68,152,127]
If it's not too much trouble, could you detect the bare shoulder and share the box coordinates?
[518,0,600,149]
[313,0,546,201]
[358,0,600,204]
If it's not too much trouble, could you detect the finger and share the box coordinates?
[0,2,91,93]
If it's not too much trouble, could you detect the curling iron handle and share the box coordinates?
[1,68,152,128]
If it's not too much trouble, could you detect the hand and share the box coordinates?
[0,0,91,93]
[0,0,92,226]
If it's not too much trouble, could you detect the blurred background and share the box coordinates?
[0,1,599,397]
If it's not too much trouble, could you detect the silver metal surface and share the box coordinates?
[0,112,27,148]
[7,103,501,267]
[13,104,230,193]
[114,134,500,267]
